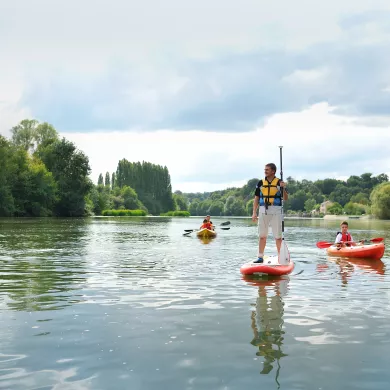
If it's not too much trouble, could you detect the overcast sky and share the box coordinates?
[1,0,390,192]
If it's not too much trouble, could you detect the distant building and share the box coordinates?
[320,200,333,214]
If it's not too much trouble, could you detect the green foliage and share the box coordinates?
[370,182,390,219]
[327,202,343,215]
[160,211,190,217]
[115,159,174,214]
[11,119,58,152]
[98,173,103,185]
[121,185,144,210]
[37,137,92,216]
[304,198,316,213]
[105,172,110,187]
[343,201,366,215]
[224,196,246,216]
[173,192,189,211]
[181,172,389,218]
[111,172,116,189]
[0,136,57,217]
[102,209,147,216]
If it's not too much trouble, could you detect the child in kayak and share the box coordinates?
[200,219,212,230]
[205,215,215,230]
[335,221,363,247]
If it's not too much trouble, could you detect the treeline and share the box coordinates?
[177,174,390,219]
[93,160,175,215]
[0,120,91,217]
[2,119,390,219]
[0,119,176,217]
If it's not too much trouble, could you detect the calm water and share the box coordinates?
[0,216,390,390]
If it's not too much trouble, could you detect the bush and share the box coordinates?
[160,211,190,217]
[102,209,147,216]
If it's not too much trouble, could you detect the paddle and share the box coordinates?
[183,221,230,233]
[278,145,290,265]
[183,227,231,236]
[316,238,384,249]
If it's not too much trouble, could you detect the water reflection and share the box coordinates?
[245,276,289,387]
[317,257,386,286]
[0,219,89,312]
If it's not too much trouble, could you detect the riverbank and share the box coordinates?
[323,214,373,221]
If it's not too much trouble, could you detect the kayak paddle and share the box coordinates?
[183,227,231,236]
[183,221,230,233]
[316,237,384,249]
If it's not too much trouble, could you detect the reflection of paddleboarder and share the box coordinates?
[250,278,288,380]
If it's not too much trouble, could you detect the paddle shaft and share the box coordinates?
[279,146,284,234]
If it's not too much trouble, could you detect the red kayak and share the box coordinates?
[327,242,385,260]
[240,254,295,276]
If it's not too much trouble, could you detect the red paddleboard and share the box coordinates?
[240,254,294,276]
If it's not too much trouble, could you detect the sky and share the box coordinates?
[1,0,390,192]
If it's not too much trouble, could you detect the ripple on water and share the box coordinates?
[0,217,390,389]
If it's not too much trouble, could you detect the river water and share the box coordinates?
[0,216,389,390]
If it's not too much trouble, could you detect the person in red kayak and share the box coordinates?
[252,163,288,263]
[200,219,212,230]
[335,221,364,247]
[205,215,215,230]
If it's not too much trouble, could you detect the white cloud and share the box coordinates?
[1,0,390,188]
[282,68,329,84]
[62,103,389,192]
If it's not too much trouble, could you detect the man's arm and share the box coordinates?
[279,181,288,201]
[252,195,260,218]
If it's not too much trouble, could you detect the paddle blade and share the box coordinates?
[220,221,230,226]
[316,241,333,249]
[183,230,194,236]
[370,237,384,243]
[220,227,230,230]
[184,229,194,232]
[279,239,290,265]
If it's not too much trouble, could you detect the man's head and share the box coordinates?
[264,163,277,177]
[206,215,210,221]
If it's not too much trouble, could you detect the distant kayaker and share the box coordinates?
[335,221,364,247]
[251,163,288,263]
[205,215,215,230]
[200,219,212,230]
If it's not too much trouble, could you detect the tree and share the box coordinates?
[11,119,39,151]
[304,198,316,213]
[327,202,343,215]
[173,193,188,211]
[370,182,390,219]
[0,136,16,216]
[105,172,111,187]
[37,138,92,216]
[111,172,116,189]
[189,200,200,216]
[11,119,58,152]
[224,196,245,216]
[329,184,352,207]
[208,200,224,216]
[246,199,254,216]
[35,122,58,147]
[344,201,366,215]
[350,192,370,205]
[121,186,143,210]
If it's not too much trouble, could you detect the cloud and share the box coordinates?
[61,103,390,192]
[1,0,389,192]
[1,1,390,134]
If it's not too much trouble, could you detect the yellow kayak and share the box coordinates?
[196,228,217,238]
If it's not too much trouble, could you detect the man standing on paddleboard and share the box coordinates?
[252,163,288,263]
